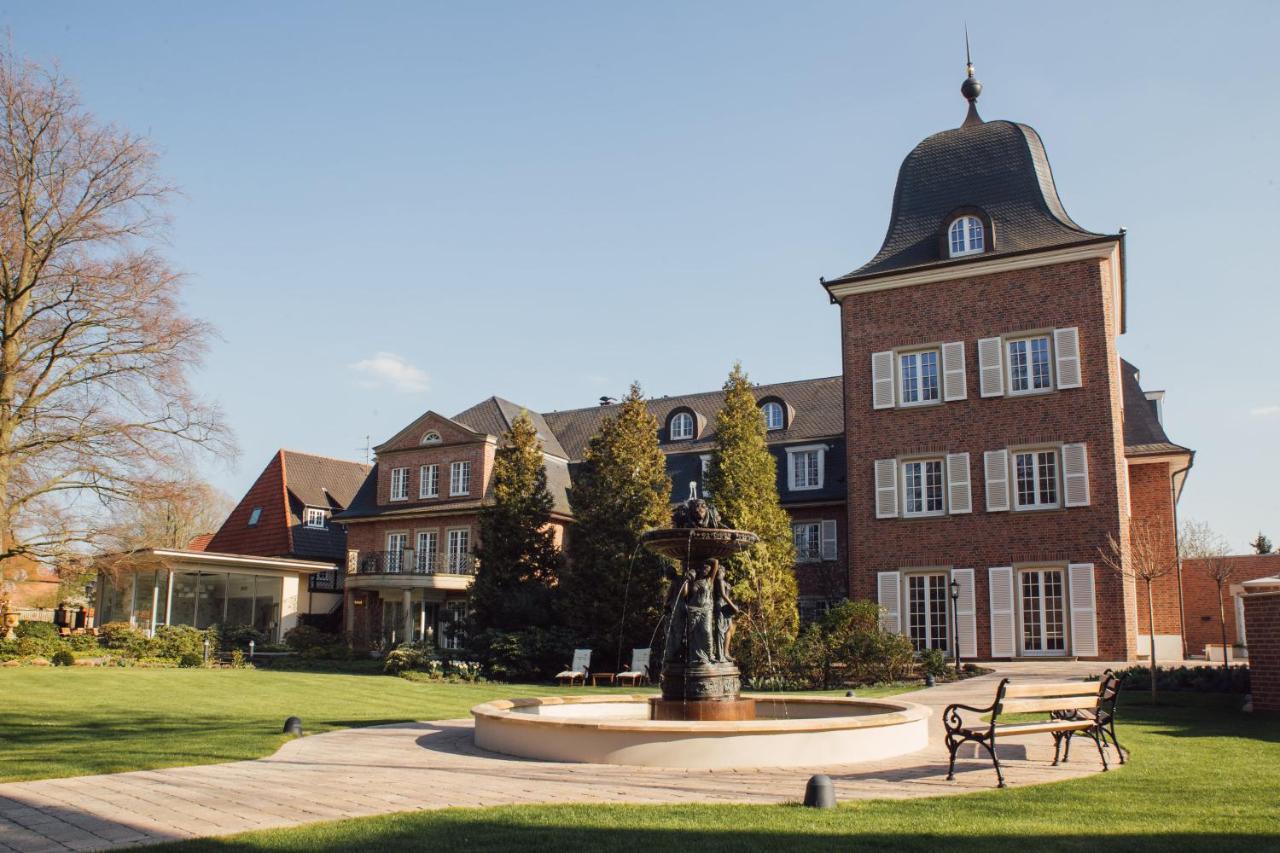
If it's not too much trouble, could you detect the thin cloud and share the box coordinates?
[1250,404,1280,417]
[349,352,429,394]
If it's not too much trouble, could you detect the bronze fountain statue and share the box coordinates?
[641,484,758,721]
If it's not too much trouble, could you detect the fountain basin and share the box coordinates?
[471,694,930,769]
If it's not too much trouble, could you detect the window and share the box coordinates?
[386,532,407,572]
[447,528,471,573]
[788,446,824,491]
[1007,335,1053,394]
[247,507,262,527]
[442,601,467,650]
[416,531,438,573]
[450,461,471,496]
[669,412,694,440]
[304,508,327,529]
[902,459,945,517]
[761,401,785,431]
[906,573,950,652]
[1020,568,1067,654]
[390,467,409,501]
[420,431,442,445]
[799,598,840,625]
[948,215,984,257]
[699,455,713,499]
[899,349,940,406]
[1014,449,1059,510]
[792,522,822,563]
[420,464,439,499]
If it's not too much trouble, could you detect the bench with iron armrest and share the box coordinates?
[943,670,1125,788]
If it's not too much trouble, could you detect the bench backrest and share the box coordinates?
[630,648,651,677]
[995,679,1102,716]
[570,648,591,673]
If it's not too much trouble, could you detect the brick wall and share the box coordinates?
[1183,554,1280,654]
[1242,588,1280,713]
[840,256,1132,659]
[1127,462,1182,636]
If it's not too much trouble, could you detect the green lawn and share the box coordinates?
[141,693,1277,853]
[0,668,907,782]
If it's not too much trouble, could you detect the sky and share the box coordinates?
[4,2,1277,551]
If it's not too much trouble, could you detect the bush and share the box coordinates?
[1112,665,1250,694]
[384,642,439,675]
[284,624,341,652]
[99,622,150,655]
[177,651,204,668]
[15,621,59,641]
[62,633,101,652]
[919,647,948,678]
[221,624,266,650]
[466,626,576,681]
[152,625,214,661]
[51,649,75,667]
[779,600,915,689]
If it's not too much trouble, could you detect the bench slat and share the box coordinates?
[999,696,1099,714]
[1003,681,1100,699]
[957,720,1093,736]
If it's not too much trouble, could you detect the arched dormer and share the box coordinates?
[757,396,794,431]
[940,206,993,259]
[666,408,706,442]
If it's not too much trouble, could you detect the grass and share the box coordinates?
[0,667,908,782]
[143,693,1279,853]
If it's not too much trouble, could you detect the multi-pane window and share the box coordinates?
[390,467,409,501]
[761,401,784,431]
[386,532,407,572]
[447,528,470,573]
[420,464,439,499]
[669,412,694,440]
[1021,568,1066,654]
[1008,335,1053,394]
[1014,450,1059,509]
[902,459,945,516]
[948,215,984,257]
[899,349,940,406]
[442,601,467,650]
[450,461,471,496]
[700,455,713,499]
[416,531,438,573]
[304,508,327,529]
[790,449,821,490]
[792,522,822,563]
[907,574,950,652]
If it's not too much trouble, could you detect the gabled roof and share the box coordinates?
[542,375,843,459]
[1121,359,1192,458]
[373,410,487,454]
[453,397,569,459]
[827,118,1113,286]
[281,450,370,509]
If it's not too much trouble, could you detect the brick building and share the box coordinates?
[1182,554,1280,659]
[821,66,1192,661]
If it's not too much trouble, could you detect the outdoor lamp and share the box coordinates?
[949,578,962,674]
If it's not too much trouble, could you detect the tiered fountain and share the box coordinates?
[471,492,930,768]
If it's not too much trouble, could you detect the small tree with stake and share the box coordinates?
[1099,518,1178,699]
[1180,519,1235,672]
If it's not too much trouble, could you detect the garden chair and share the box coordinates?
[616,648,652,686]
[555,648,591,686]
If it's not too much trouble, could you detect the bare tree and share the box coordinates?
[1100,518,1179,698]
[1180,519,1235,673]
[0,49,231,582]
[102,475,233,553]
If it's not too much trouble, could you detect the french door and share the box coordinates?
[906,573,949,652]
[1020,568,1067,655]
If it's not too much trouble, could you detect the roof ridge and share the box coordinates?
[279,448,370,468]
[542,375,842,417]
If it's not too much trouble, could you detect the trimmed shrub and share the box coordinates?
[15,621,59,641]
[284,624,341,652]
[383,642,439,675]
[1112,665,1250,694]
[920,647,948,678]
[152,625,213,661]
[51,649,75,667]
[466,626,576,682]
[220,624,266,650]
[177,651,204,668]
[781,599,915,689]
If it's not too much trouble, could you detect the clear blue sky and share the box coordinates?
[6,2,1277,551]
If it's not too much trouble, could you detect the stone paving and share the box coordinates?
[0,661,1126,851]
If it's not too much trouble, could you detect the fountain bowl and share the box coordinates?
[639,527,758,562]
[471,693,930,769]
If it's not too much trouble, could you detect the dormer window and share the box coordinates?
[948,215,985,257]
[420,431,442,445]
[761,401,785,431]
[669,412,694,441]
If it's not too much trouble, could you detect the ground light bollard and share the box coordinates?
[803,774,836,809]
[283,716,303,737]
[249,640,255,660]
[202,639,209,666]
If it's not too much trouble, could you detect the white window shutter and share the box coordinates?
[1062,443,1091,507]
[984,449,1009,512]
[877,571,902,634]
[875,458,898,519]
[988,566,1015,658]
[942,341,967,401]
[820,519,838,561]
[977,337,1004,397]
[1068,563,1098,657]
[1054,327,1082,389]
[946,452,972,514]
[952,567,977,658]
[872,351,895,410]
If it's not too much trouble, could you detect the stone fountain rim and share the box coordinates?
[470,693,931,734]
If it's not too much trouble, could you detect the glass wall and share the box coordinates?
[254,575,282,638]
[107,568,290,640]
[195,572,227,630]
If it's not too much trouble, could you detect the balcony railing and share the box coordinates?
[355,550,475,576]
[308,570,344,592]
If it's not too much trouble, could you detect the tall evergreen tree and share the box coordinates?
[707,363,799,679]
[467,411,562,634]
[561,383,672,671]
[1250,532,1274,555]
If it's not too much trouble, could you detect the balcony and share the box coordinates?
[348,550,475,591]
[307,570,344,593]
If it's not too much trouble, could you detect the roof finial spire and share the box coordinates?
[960,25,983,128]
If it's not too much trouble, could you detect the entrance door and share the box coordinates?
[1020,568,1067,655]
[906,573,949,652]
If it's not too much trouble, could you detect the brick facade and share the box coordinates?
[1183,554,1280,655]
[1242,586,1280,713]
[1127,462,1182,638]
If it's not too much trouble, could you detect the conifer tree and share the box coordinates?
[707,363,799,679]
[467,411,562,635]
[561,383,672,671]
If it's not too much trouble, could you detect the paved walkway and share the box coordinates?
[0,661,1126,851]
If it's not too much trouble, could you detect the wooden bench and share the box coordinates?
[943,670,1124,787]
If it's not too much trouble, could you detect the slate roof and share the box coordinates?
[828,118,1114,285]
[453,397,569,459]
[1121,359,1191,457]
[542,375,844,459]
[281,451,370,510]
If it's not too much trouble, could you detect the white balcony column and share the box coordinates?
[402,588,413,647]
